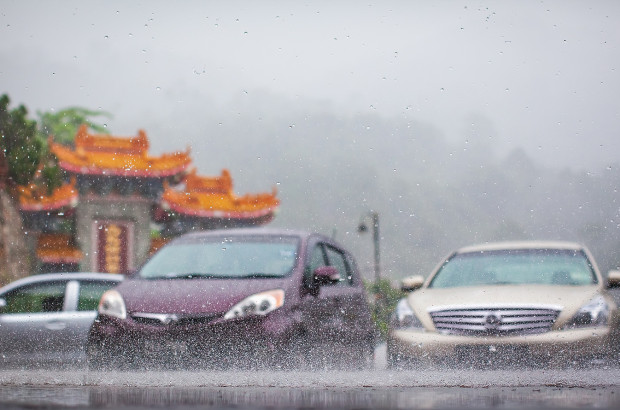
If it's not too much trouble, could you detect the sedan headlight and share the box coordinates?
[223,289,285,320]
[563,295,610,329]
[98,289,127,320]
[391,298,424,330]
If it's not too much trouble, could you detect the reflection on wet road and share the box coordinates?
[1,383,619,409]
[0,367,620,409]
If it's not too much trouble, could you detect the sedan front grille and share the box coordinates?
[429,305,561,336]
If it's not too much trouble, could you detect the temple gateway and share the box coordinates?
[18,125,279,274]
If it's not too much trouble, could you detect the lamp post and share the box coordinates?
[358,210,380,284]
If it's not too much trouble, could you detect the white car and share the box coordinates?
[0,272,123,367]
[388,241,620,368]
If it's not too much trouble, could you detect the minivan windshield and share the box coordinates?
[429,249,597,289]
[140,236,300,280]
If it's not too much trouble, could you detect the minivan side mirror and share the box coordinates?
[313,266,340,286]
[607,270,620,288]
[401,275,425,292]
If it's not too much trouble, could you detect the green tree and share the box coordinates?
[0,94,43,187]
[36,107,112,193]
[38,107,111,145]
[365,278,406,340]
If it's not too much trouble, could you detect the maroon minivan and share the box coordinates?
[87,228,375,369]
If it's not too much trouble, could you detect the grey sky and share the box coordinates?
[1,1,619,170]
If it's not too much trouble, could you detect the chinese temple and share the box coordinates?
[18,125,279,274]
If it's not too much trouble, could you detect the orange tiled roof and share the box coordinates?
[50,125,191,177]
[161,169,279,219]
[36,233,82,264]
[18,179,78,211]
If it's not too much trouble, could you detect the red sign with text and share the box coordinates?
[96,222,129,274]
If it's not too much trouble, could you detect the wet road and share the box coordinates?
[1,346,619,409]
[1,368,620,408]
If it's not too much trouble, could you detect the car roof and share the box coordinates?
[174,227,326,241]
[0,272,124,293]
[455,240,586,254]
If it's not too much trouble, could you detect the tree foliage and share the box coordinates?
[38,107,111,145]
[365,278,406,340]
[35,107,111,193]
[0,94,43,186]
[0,94,111,194]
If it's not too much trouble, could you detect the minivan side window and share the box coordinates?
[306,243,328,282]
[325,246,353,286]
[306,242,352,286]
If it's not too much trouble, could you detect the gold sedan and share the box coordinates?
[387,241,620,368]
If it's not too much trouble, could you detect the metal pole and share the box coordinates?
[371,211,380,284]
[358,210,381,284]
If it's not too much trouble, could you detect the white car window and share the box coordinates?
[1,281,67,314]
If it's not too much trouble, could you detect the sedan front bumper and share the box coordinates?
[387,326,614,367]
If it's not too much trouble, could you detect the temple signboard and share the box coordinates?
[94,221,133,274]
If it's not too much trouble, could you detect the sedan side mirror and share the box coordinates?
[313,266,340,286]
[607,270,620,288]
[401,275,425,292]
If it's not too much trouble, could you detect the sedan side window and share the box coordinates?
[2,281,67,314]
[77,281,118,311]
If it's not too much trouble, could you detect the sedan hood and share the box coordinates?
[116,277,289,314]
[408,284,602,329]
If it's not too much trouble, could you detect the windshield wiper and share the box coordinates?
[234,273,283,279]
[158,272,228,279]
[143,272,283,280]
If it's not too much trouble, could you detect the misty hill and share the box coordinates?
[147,95,620,280]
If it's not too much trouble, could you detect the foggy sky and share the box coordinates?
[1,1,619,171]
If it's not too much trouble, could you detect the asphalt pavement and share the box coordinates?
[1,344,619,409]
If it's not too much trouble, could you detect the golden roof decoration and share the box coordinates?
[50,124,191,178]
[161,169,279,219]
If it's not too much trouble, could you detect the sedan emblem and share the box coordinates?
[484,312,502,330]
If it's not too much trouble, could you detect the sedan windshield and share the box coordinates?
[140,236,299,280]
[429,249,597,288]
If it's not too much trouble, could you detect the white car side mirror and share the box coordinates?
[401,275,424,292]
[607,270,620,288]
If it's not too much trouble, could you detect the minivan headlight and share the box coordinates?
[563,295,610,329]
[98,289,127,320]
[391,298,424,330]
[224,289,285,320]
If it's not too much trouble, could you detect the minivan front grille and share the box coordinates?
[131,312,221,326]
[429,306,561,336]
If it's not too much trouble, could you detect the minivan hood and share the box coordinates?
[116,277,290,314]
[409,284,602,329]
